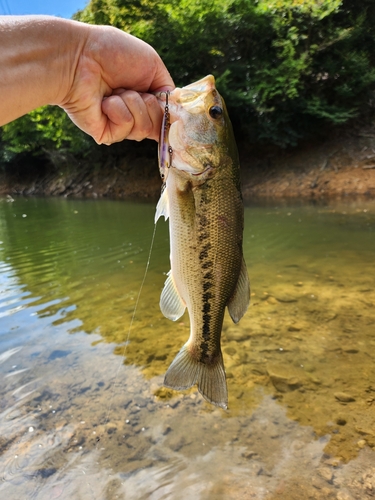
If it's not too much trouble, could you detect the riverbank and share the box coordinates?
[1,126,375,201]
[242,127,375,201]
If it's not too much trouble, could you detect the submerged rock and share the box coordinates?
[334,392,356,403]
[266,363,305,392]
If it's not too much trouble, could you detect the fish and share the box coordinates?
[155,75,250,409]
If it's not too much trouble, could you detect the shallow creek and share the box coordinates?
[0,196,374,499]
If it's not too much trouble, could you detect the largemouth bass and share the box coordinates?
[155,75,250,409]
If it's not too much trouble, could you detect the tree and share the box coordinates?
[2,0,375,169]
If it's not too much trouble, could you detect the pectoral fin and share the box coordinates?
[155,187,169,223]
[227,257,250,323]
[160,270,186,321]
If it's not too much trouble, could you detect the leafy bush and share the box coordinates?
[2,0,375,169]
[0,106,92,168]
[75,0,375,146]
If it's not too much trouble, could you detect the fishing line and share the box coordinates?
[98,93,169,447]
[99,220,158,436]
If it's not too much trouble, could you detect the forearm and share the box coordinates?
[0,15,87,126]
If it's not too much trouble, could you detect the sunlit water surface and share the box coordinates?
[0,195,375,499]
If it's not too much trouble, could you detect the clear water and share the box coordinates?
[0,195,374,499]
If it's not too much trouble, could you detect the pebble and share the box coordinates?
[273,295,298,303]
[318,466,333,483]
[288,325,302,332]
[342,347,359,354]
[267,296,278,305]
[355,425,375,436]
[106,423,117,435]
[336,491,354,500]
[225,328,250,342]
[334,392,356,403]
[320,487,335,499]
[311,476,324,489]
[266,363,303,392]
[241,450,258,459]
[336,417,347,426]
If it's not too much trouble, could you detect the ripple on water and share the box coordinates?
[0,197,374,499]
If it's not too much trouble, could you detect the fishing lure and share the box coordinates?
[158,91,173,187]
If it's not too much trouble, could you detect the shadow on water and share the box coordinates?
[0,195,375,499]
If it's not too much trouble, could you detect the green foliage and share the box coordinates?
[2,0,375,169]
[0,106,92,167]
[74,0,375,147]
[224,0,375,145]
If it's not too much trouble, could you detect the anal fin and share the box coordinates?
[227,257,250,323]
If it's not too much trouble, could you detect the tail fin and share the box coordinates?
[164,344,228,409]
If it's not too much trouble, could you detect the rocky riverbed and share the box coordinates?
[1,196,374,499]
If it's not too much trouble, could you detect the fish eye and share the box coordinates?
[209,106,223,119]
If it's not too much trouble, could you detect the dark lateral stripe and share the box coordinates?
[198,232,209,242]
[200,281,213,361]
[202,313,211,337]
[202,260,213,269]
[200,310,212,362]
[203,302,211,313]
[199,243,211,261]
[199,215,208,226]
[197,195,214,362]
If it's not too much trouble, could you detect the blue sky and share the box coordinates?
[0,0,88,19]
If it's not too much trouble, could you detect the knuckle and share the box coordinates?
[142,120,153,136]
[143,94,157,107]
[122,108,134,124]
[124,91,139,106]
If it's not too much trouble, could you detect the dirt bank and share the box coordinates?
[1,128,375,201]
[242,128,375,201]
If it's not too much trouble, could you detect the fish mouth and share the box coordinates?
[180,75,216,93]
[155,75,215,99]
[155,75,216,114]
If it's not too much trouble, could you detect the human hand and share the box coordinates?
[60,24,174,144]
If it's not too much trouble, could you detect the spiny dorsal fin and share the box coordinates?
[227,257,250,323]
[160,270,186,321]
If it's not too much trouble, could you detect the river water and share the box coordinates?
[0,195,374,499]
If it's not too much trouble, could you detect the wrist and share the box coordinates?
[47,18,90,106]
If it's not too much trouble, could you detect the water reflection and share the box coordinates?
[0,196,374,499]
